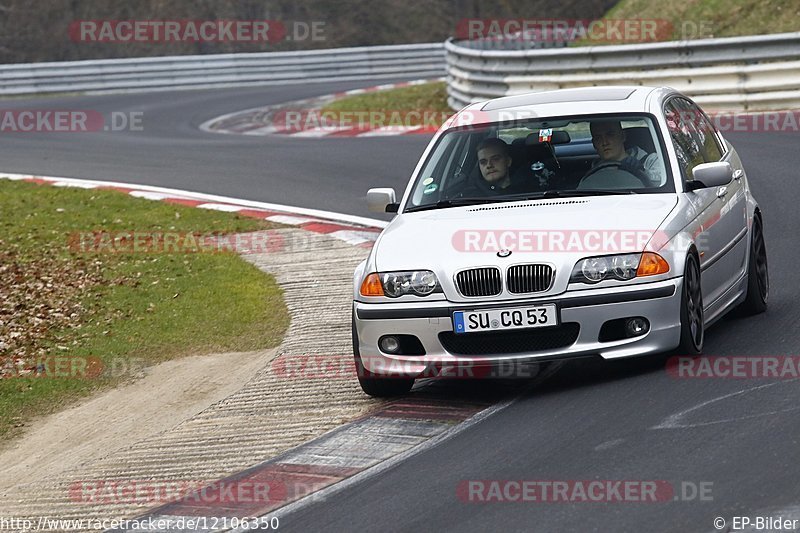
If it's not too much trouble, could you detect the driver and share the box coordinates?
[588,120,665,186]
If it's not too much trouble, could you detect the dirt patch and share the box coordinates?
[0,347,277,491]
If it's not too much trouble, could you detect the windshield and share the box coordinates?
[404,114,672,212]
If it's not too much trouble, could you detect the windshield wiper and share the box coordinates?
[478,189,638,202]
[404,197,501,213]
[556,189,638,196]
[405,189,637,212]
[502,189,638,201]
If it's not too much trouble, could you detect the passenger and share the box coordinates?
[461,138,527,197]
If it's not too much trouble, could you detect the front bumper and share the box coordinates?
[354,278,683,376]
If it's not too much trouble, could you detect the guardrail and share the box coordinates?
[0,43,445,96]
[445,32,800,111]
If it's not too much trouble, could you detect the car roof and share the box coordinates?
[481,86,642,111]
[455,86,674,126]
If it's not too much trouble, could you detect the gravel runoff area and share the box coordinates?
[0,227,381,528]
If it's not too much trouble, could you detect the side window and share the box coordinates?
[439,133,469,196]
[410,132,460,205]
[676,98,723,162]
[664,99,703,181]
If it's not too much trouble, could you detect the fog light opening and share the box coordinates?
[625,317,650,337]
[379,336,401,354]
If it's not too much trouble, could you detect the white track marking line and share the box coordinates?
[289,127,344,138]
[0,173,387,229]
[128,191,185,200]
[242,125,278,135]
[51,180,98,188]
[265,215,325,225]
[328,230,380,245]
[196,203,246,212]
[356,126,423,137]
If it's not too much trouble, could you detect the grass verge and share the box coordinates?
[0,179,290,440]
[602,0,800,42]
[320,82,452,127]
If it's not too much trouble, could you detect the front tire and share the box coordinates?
[739,215,769,315]
[352,311,414,397]
[678,253,704,354]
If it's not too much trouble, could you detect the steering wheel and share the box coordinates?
[578,160,651,189]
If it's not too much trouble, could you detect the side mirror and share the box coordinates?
[687,162,732,191]
[367,188,398,213]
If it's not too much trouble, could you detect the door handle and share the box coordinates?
[733,169,743,180]
[716,186,728,198]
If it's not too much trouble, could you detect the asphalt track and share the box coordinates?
[5,81,798,532]
[0,79,429,221]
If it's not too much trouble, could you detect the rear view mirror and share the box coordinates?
[688,162,732,190]
[525,130,571,145]
[367,188,398,213]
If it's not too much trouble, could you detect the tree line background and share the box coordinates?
[0,0,617,63]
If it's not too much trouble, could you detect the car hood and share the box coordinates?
[374,194,679,299]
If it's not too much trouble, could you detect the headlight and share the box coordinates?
[409,270,438,295]
[571,253,640,284]
[610,254,639,280]
[569,252,669,285]
[579,256,610,283]
[360,271,442,297]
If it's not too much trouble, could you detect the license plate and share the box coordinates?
[452,304,558,334]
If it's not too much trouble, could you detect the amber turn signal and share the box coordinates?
[636,252,670,277]
[360,273,385,296]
